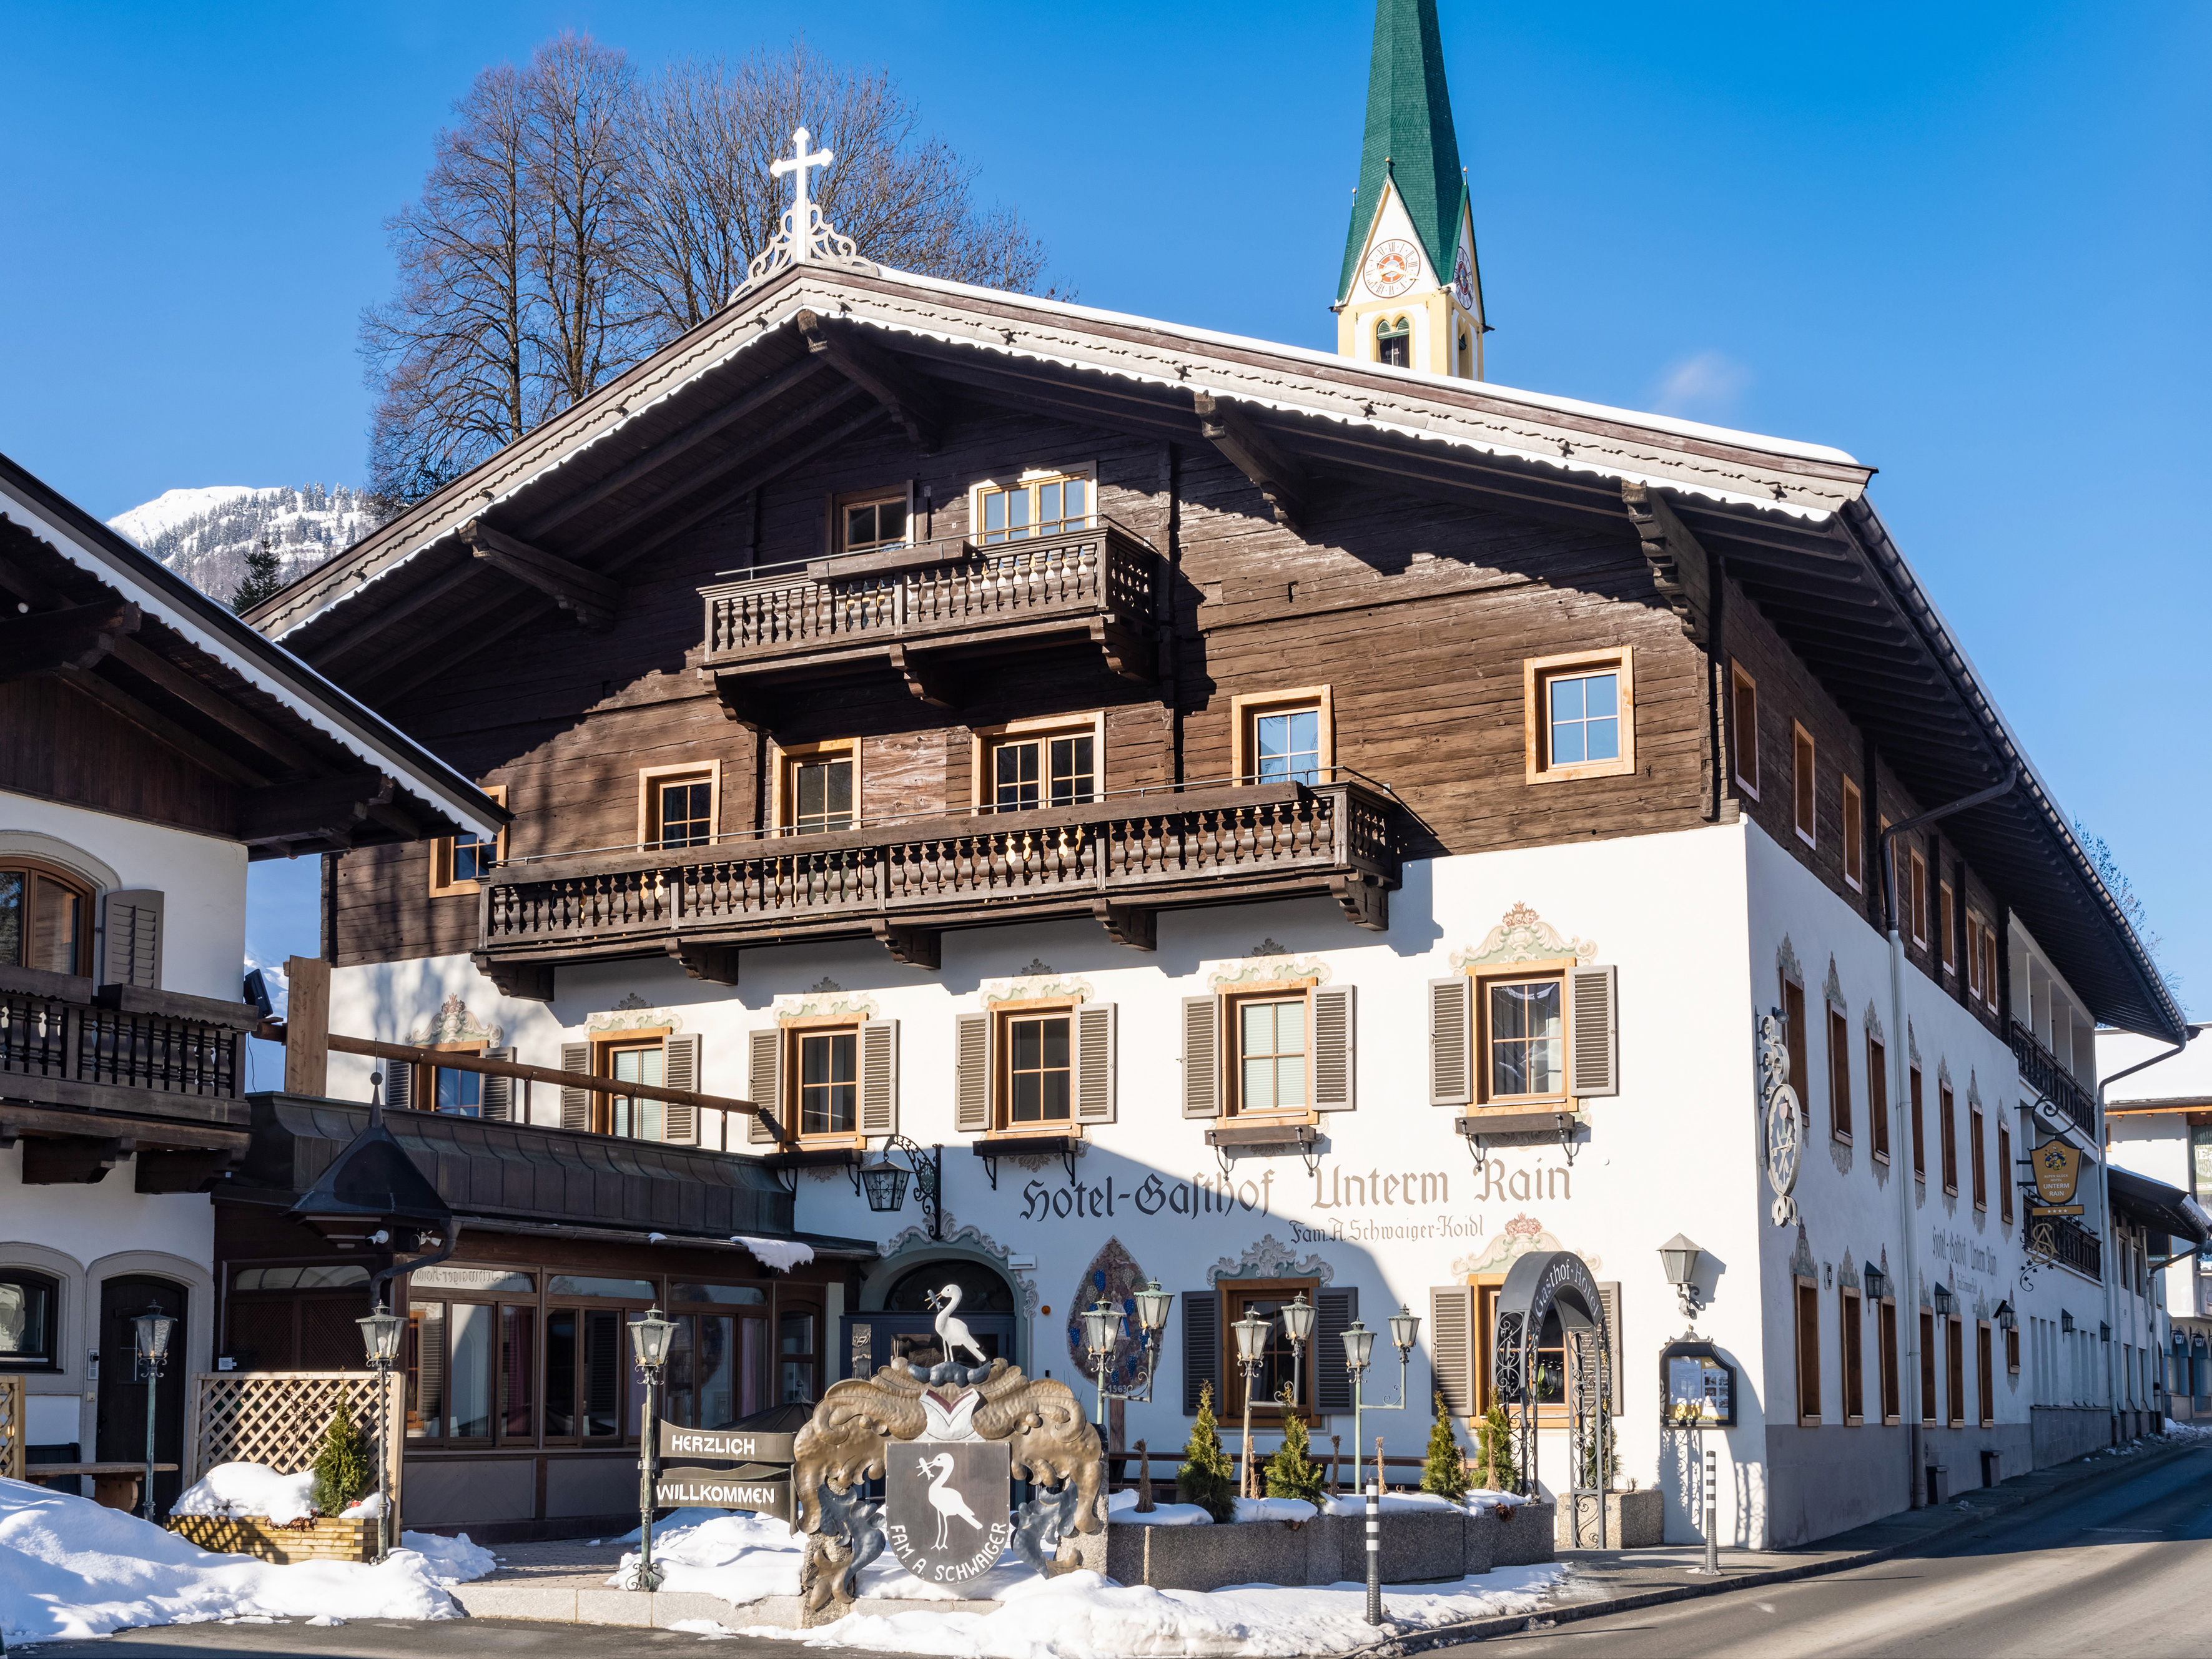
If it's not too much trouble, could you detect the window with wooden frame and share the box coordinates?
[1781,974,1809,1118]
[1483,970,1567,1105]
[953,1000,1114,1135]
[1230,991,1310,1117]
[1910,1063,1926,1179]
[1947,1315,1965,1427]
[972,466,1094,546]
[1465,1276,1591,1424]
[838,486,910,555]
[779,1302,821,1405]
[773,740,857,836]
[1970,1102,1987,1211]
[1429,963,1614,1111]
[1977,1322,1995,1425]
[1918,1309,1938,1425]
[1795,1276,1822,1424]
[1792,723,1817,846]
[1523,649,1635,783]
[1908,848,1928,948]
[0,1268,60,1371]
[1001,1005,1073,1128]
[1827,1003,1852,1142]
[556,1031,700,1143]
[1840,1286,1865,1424]
[1729,664,1759,798]
[1190,982,1350,1121]
[402,1265,538,1445]
[0,859,93,975]
[1982,923,2001,1007]
[1375,315,1412,367]
[603,1036,668,1142]
[1939,883,1957,973]
[795,1028,857,1136]
[2005,1322,2020,1376]
[1939,1081,1959,1195]
[1867,1032,1890,1163]
[542,1274,659,1442]
[973,713,1103,813]
[1230,687,1333,788]
[1219,1277,1321,1420]
[639,762,719,851]
[1998,1121,2013,1223]
[383,1040,514,1121]
[1877,1295,1901,1423]
[1842,778,1864,890]
[430,784,509,897]
[744,1017,894,1146]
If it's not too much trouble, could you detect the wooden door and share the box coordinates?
[96,1274,188,1516]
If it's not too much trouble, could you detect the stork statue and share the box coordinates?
[924,1282,991,1369]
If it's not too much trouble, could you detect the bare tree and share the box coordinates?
[523,33,641,410]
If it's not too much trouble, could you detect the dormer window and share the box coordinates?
[1376,316,1411,368]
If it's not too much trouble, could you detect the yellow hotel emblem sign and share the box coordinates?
[2032,1138,2083,1207]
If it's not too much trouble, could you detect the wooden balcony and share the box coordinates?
[0,965,256,1185]
[2008,1020,2096,1136]
[476,779,1399,988]
[697,523,1160,720]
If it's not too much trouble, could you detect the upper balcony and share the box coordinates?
[475,777,1400,993]
[2008,1018,2096,1136]
[698,523,1160,721]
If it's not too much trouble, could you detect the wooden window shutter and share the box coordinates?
[1182,1287,1222,1415]
[383,1055,413,1111]
[1429,1286,1474,1417]
[954,1012,991,1133]
[558,1042,590,1131]
[1073,1002,1116,1123]
[747,1028,783,1143]
[480,1048,514,1122]
[663,1034,701,1144]
[1316,1286,1359,1412]
[1181,995,1220,1118]
[1428,977,1471,1107]
[1568,965,1618,1097]
[1311,986,1355,1111]
[102,889,164,988]
[859,1020,899,1135]
[1597,1282,1622,1414]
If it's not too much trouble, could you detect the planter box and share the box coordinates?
[1105,1503,1544,1592]
[1485,1499,1556,1567]
[1554,1489,1663,1549]
[168,1514,373,1564]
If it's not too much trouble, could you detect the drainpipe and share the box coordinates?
[1880,769,2015,1508]
[2096,1028,2196,1437]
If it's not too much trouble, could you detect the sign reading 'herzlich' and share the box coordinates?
[884,1440,1014,1587]
[658,1425,797,1463]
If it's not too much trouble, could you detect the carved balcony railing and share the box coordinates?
[697,523,1159,717]
[2008,1020,2097,1136]
[478,780,1398,980]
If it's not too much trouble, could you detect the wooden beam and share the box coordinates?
[1621,481,1713,645]
[284,955,330,1094]
[57,664,269,786]
[886,643,959,709]
[794,309,948,451]
[462,518,620,629]
[471,952,555,1003]
[518,358,824,539]
[239,772,396,849]
[666,938,740,985]
[871,920,941,970]
[0,601,141,679]
[314,559,488,667]
[1192,391,1311,532]
[21,1134,134,1184]
[1094,900,1156,951]
[104,635,327,774]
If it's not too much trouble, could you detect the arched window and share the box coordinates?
[1458,332,1471,375]
[884,1260,1016,1314]
[1376,315,1411,368]
[0,1269,61,1369]
[0,860,90,976]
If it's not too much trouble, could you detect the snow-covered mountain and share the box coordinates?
[108,484,388,608]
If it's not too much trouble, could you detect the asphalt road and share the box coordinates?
[12,1617,824,1659]
[1468,1445,2212,1659]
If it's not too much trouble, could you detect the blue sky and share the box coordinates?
[2,2,2205,1009]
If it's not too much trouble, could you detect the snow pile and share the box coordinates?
[403,1530,498,1585]
[733,1236,815,1271]
[1105,1490,1210,1527]
[1105,1488,1528,1525]
[341,1492,387,1519]
[734,1563,1568,1655]
[607,1509,1047,1604]
[172,1464,317,1525]
[0,1477,464,1643]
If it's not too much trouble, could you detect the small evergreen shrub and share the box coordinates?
[1262,1384,1328,1507]
[1175,1379,1239,1522]
[309,1401,372,1517]
[1418,1391,1469,1501]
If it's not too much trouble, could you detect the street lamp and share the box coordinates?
[854,1136,942,1240]
[1280,1292,1318,1407]
[627,1306,677,1593]
[1863,1261,1890,1304]
[1932,1284,1957,1318]
[131,1307,177,1525]
[357,1302,405,1562]
[1231,1307,1274,1500]
[1993,1301,2017,1332]
[1080,1281,1175,1427]
[1340,1306,1420,1501]
[1658,1234,1706,1321]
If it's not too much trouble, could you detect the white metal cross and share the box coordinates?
[770,127,834,239]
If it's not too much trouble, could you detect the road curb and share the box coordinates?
[1348,1434,2201,1655]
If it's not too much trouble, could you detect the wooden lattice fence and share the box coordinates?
[184,1372,404,1522]
[0,1374,24,1479]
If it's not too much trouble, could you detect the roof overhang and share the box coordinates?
[2108,1165,2212,1254]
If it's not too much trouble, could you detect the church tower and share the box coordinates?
[1335,0,1487,379]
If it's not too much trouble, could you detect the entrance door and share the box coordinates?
[96,1274,189,1517]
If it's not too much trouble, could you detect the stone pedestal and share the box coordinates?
[1554,1489,1663,1549]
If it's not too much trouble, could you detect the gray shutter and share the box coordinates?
[1429,977,1471,1106]
[102,889,164,988]
[1569,965,1619,1097]
[1311,986,1355,1111]
[1074,1002,1116,1123]
[859,1020,899,1136]
[663,1034,701,1144]
[559,1041,591,1131]
[383,1055,412,1111]
[954,1012,991,1134]
[1180,995,1219,1118]
[1182,1288,1222,1415]
[1597,1282,1622,1414]
[1430,1286,1474,1419]
[1316,1286,1359,1413]
[748,1028,783,1144]
[480,1047,513,1121]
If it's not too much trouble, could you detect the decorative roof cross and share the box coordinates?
[770,127,834,251]
[730,126,877,302]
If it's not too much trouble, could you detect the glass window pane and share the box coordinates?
[826,760,852,821]
[409,1302,445,1439]
[1551,678,1585,722]
[583,1308,621,1437]
[1551,718,1586,766]
[545,1309,576,1437]
[797,766,823,823]
[984,491,1007,542]
[1243,1055,1275,1112]
[548,1276,658,1299]
[669,1283,766,1305]
[29,875,78,974]
[1276,1055,1306,1108]
[1012,1019,1040,1071]
[449,1302,493,1440]
[0,1274,53,1362]
[880,500,907,543]
[452,834,486,883]
[1039,482,1061,526]
[1584,672,1617,718]
[1585,717,1619,762]
[781,1312,815,1405]
[846,504,874,548]
[1241,1001,1273,1056]
[1013,1071,1040,1121]
[0,872,21,967]
[501,1306,534,1440]
[1066,478,1087,521]
[1041,1017,1069,1071]
[1042,1069,1069,1120]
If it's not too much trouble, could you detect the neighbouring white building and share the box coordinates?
[2100,1026,2212,1423]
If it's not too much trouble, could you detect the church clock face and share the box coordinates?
[1365,239,1420,298]
[1452,245,1477,313]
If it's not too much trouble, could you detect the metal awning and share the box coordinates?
[2108,1165,2211,1255]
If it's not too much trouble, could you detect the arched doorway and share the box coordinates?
[1489,1249,1612,1546]
[845,1260,1017,1380]
[96,1274,189,1517]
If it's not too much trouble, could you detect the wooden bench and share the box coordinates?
[22,1461,179,1512]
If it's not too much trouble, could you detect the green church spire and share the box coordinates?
[1337,0,1469,305]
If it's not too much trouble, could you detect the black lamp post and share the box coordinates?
[357,1303,405,1561]
[130,1307,177,1524]
[627,1306,676,1592]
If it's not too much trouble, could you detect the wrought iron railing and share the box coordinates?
[2008,1020,2096,1135]
[2046,1217,2103,1281]
[0,980,242,1103]
[482,780,1396,950]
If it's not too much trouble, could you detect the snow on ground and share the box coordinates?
[0,1477,498,1643]
[1104,1488,1529,1524]
[172,1463,318,1525]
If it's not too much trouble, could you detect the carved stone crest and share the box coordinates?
[1453,902,1596,969]
[407,993,501,1049]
